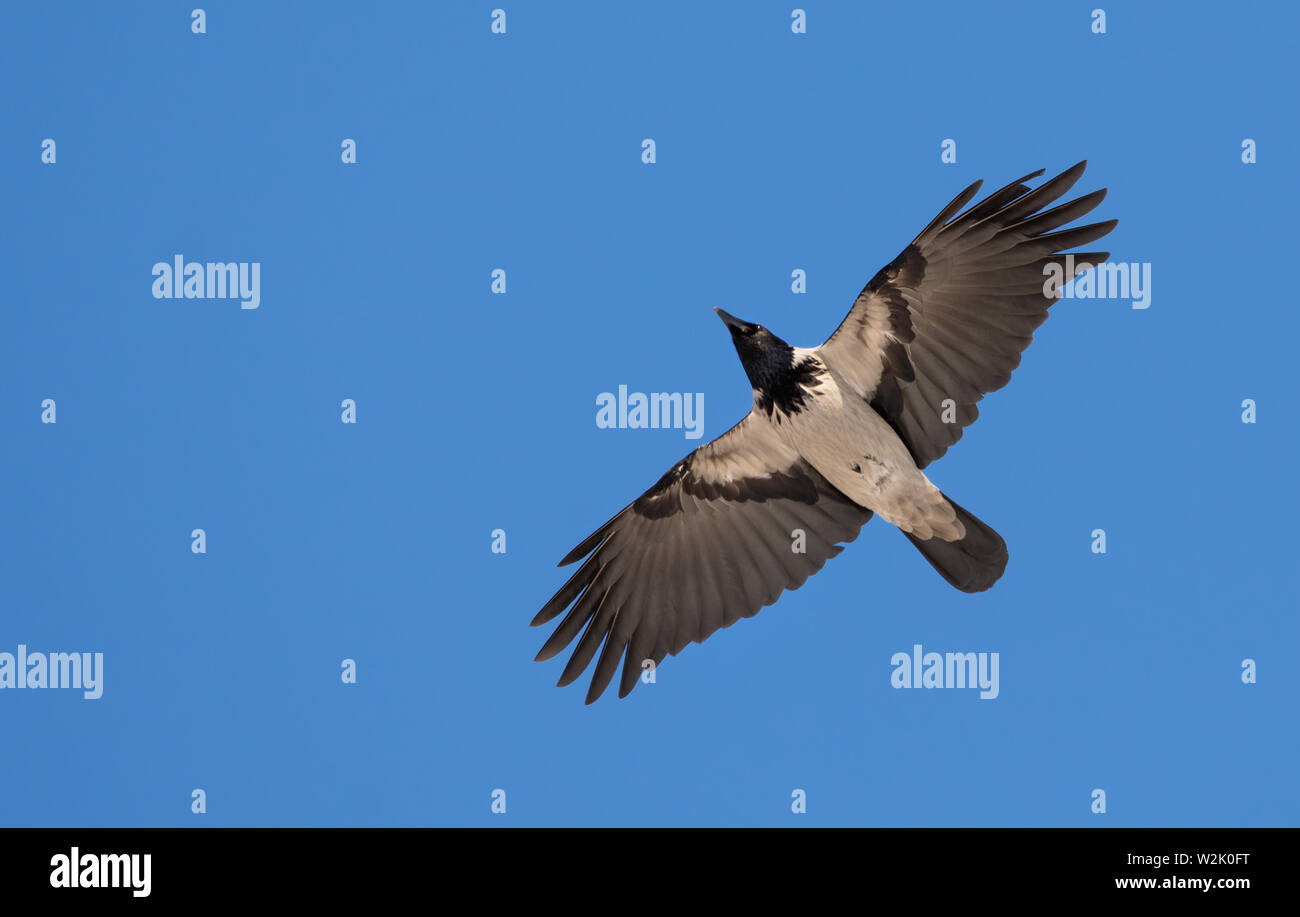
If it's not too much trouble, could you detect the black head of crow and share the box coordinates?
[713,307,817,417]
[714,307,790,377]
[534,162,1117,703]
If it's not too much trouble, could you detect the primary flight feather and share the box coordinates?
[533,161,1116,703]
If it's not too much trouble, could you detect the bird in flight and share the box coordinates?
[533,162,1116,703]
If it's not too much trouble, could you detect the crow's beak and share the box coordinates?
[714,307,753,334]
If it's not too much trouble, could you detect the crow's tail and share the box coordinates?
[904,494,1008,593]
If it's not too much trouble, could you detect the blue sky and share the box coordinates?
[1,1,1295,826]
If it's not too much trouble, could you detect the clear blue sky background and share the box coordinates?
[1,1,1295,827]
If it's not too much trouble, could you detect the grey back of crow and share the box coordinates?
[533,162,1116,703]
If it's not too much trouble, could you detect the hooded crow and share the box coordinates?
[534,162,1116,703]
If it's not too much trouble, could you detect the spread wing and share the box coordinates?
[533,413,872,703]
[818,161,1117,468]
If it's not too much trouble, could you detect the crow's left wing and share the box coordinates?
[533,412,872,703]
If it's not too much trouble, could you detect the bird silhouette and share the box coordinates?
[533,162,1116,703]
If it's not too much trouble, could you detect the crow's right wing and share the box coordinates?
[819,161,1116,468]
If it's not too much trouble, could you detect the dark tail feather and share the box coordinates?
[904,495,1008,593]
